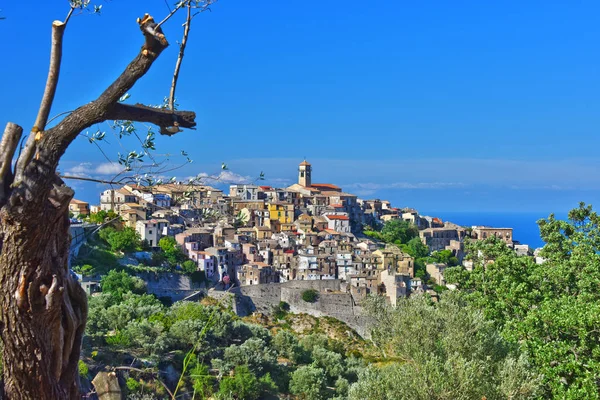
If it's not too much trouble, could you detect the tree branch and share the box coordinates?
[169,4,192,111]
[0,123,23,203]
[14,20,67,184]
[156,1,186,29]
[105,103,196,135]
[8,14,197,214]
[60,175,131,185]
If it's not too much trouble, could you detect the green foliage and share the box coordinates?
[72,244,119,275]
[181,260,197,274]
[301,289,319,303]
[413,257,427,279]
[433,284,448,293]
[381,219,419,244]
[216,365,261,400]
[401,236,429,258]
[89,209,118,224]
[190,364,214,400]
[222,338,277,376]
[72,264,94,276]
[311,346,345,379]
[126,377,141,393]
[78,360,89,377]
[429,249,459,266]
[299,333,330,354]
[100,270,146,298]
[84,285,367,398]
[273,330,307,363]
[158,236,186,266]
[99,226,141,253]
[258,373,278,395]
[351,293,542,400]
[104,330,131,347]
[290,365,328,400]
[445,203,600,398]
[272,301,290,320]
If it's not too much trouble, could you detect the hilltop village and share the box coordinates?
[71,160,533,303]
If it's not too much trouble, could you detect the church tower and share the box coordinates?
[298,160,312,187]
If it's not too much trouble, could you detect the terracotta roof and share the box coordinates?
[70,199,88,204]
[325,215,349,221]
[299,160,311,166]
[259,186,274,190]
[310,183,341,190]
[330,204,344,208]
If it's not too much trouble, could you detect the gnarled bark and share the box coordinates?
[0,177,87,399]
[0,11,197,400]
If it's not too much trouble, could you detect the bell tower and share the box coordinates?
[298,160,312,187]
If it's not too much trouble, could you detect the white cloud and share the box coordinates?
[187,171,254,185]
[94,162,125,176]
[64,162,125,177]
[64,162,92,178]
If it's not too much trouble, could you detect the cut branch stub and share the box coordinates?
[138,13,169,58]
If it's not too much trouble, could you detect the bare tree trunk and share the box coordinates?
[0,178,87,400]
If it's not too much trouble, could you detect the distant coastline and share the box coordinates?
[422,211,566,249]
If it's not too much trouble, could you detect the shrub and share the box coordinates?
[217,365,260,400]
[126,377,141,393]
[302,289,319,303]
[78,360,88,377]
[105,330,131,347]
[182,260,198,274]
[290,365,327,400]
[272,301,290,320]
[101,270,146,297]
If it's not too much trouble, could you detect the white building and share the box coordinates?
[323,214,351,233]
[336,252,355,280]
[136,219,170,247]
[100,188,138,212]
[229,184,261,201]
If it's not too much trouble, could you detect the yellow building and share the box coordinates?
[373,244,414,276]
[268,202,294,224]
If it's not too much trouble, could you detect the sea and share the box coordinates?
[425,211,568,250]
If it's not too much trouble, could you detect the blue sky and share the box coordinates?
[1,1,599,213]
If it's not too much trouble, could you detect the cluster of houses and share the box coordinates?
[71,160,521,304]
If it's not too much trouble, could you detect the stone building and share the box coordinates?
[471,226,513,246]
[419,223,466,252]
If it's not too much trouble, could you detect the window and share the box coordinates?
[149,230,152,234]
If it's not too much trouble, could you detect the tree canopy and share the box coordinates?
[445,203,600,398]
[350,293,542,400]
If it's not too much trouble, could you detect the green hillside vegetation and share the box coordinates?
[83,271,375,399]
[72,227,195,277]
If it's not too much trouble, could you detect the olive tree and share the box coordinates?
[0,1,213,398]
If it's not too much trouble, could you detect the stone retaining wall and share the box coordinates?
[212,280,373,338]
